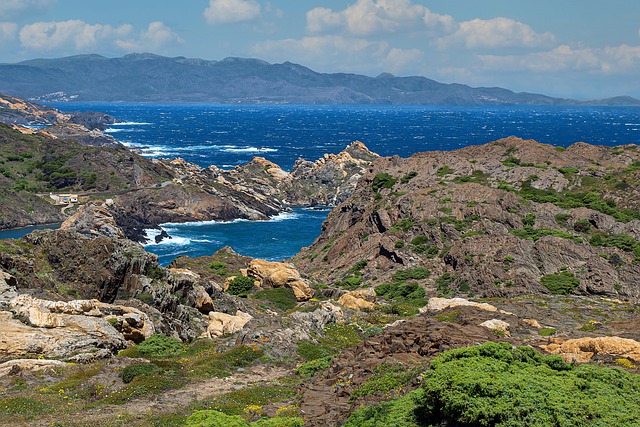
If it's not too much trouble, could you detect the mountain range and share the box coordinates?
[1,53,639,105]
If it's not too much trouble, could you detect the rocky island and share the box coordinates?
[1,95,640,426]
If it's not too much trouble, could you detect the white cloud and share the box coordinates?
[204,0,261,25]
[252,35,424,75]
[435,17,555,50]
[117,21,184,51]
[306,0,454,36]
[0,0,55,19]
[19,20,132,50]
[18,19,182,54]
[478,44,640,74]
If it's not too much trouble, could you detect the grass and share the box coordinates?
[253,287,298,312]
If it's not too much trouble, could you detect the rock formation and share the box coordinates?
[246,259,314,301]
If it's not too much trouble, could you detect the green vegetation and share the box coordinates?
[253,287,298,312]
[372,173,397,191]
[435,165,453,176]
[344,342,640,427]
[227,276,255,296]
[121,363,157,383]
[400,171,418,184]
[136,334,183,358]
[350,363,424,400]
[540,271,580,295]
[376,282,426,302]
[538,328,557,336]
[296,356,334,377]
[184,410,303,427]
[510,227,582,243]
[435,272,455,297]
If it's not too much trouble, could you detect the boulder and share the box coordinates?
[192,285,215,314]
[0,359,67,378]
[479,319,510,336]
[541,336,640,363]
[1,293,155,360]
[338,288,376,311]
[247,260,313,301]
[206,310,253,338]
[426,297,498,313]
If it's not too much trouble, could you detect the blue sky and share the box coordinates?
[0,0,639,99]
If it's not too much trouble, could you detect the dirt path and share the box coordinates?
[28,365,291,427]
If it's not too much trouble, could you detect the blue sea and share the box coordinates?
[47,103,640,265]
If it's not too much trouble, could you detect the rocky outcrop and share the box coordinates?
[426,297,498,313]
[293,137,640,303]
[542,336,640,364]
[206,310,253,338]
[0,274,155,360]
[246,260,314,301]
[41,122,121,147]
[61,203,125,238]
[338,288,376,311]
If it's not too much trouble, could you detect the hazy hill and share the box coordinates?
[1,53,638,105]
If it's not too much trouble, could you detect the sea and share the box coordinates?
[34,103,640,265]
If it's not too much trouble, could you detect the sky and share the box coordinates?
[0,0,639,100]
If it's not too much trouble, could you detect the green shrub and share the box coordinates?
[343,389,425,427]
[136,334,183,358]
[435,165,453,176]
[227,276,255,296]
[555,213,571,226]
[411,342,640,426]
[372,173,397,191]
[392,267,431,282]
[350,363,423,400]
[573,219,591,232]
[184,410,248,427]
[121,363,157,383]
[400,171,418,184]
[254,287,298,312]
[338,275,364,290]
[540,271,580,295]
[376,282,425,301]
[538,328,557,336]
[296,356,334,377]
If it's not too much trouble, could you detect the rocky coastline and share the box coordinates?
[1,94,640,426]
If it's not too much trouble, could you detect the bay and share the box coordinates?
[48,103,640,265]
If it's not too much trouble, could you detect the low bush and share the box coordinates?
[392,267,431,281]
[296,356,334,377]
[121,363,157,383]
[372,173,397,191]
[254,287,298,312]
[540,272,580,295]
[136,334,183,358]
[227,276,255,296]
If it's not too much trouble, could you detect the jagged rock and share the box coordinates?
[192,285,215,314]
[480,319,510,335]
[426,297,498,313]
[338,288,376,311]
[541,336,640,363]
[61,203,126,238]
[0,291,156,360]
[288,302,345,332]
[0,359,67,378]
[206,310,253,338]
[247,260,313,301]
[523,318,542,328]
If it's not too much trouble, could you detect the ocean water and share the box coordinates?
[48,103,640,265]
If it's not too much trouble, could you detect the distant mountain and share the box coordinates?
[0,53,638,106]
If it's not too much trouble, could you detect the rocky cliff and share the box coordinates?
[293,136,640,302]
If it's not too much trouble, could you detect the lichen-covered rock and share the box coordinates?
[426,297,498,313]
[61,203,125,238]
[479,319,510,335]
[541,336,640,363]
[338,288,376,311]
[206,311,253,338]
[247,260,313,301]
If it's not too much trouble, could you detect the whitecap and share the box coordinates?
[143,229,191,246]
[220,146,278,153]
[110,121,152,126]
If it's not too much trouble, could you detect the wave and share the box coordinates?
[121,142,171,157]
[110,121,152,126]
[219,146,278,153]
[143,229,191,246]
